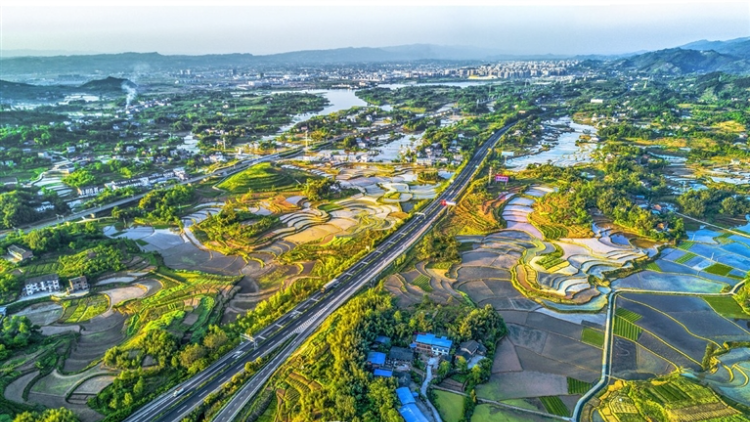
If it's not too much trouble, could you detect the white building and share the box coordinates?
[24,274,60,296]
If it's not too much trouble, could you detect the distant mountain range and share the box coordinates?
[1,37,749,78]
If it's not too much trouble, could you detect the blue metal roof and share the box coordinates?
[373,368,393,377]
[375,335,391,344]
[399,403,430,422]
[396,387,415,405]
[415,333,453,349]
[366,351,386,366]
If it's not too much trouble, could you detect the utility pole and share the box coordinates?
[488,165,493,186]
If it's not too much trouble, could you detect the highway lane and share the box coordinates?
[127,115,506,422]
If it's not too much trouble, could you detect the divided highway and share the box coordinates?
[126,122,512,422]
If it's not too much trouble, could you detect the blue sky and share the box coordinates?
[2,1,748,56]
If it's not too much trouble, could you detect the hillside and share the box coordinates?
[612,48,750,75]
[679,37,750,59]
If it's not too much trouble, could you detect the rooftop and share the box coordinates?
[366,351,386,366]
[396,387,416,405]
[399,403,429,422]
[389,346,414,362]
[415,333,453,349]
[373,369,393,377]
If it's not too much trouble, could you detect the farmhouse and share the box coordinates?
[413,333,452,356]
[68,276,89,293]
[388,346,414,364]
[366,351,387,368]
[455,340,487,368]
[24,274,61,296]
[8,245,33,263]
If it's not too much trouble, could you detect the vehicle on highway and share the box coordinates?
[173,387,185,397]
[321,278,339,293]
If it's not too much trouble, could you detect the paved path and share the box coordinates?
[422,358,442,422]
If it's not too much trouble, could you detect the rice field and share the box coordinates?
[704,262,733,276]
[580,327,605,348]
[539,396,569,417]
[613,316,642,341]
[703,296,749,319]
[59,294,110,323]
[412,274,433,292]
[567,378,592,395]
[675,252,697,264]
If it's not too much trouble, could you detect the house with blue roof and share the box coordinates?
[399,403,430,422]
[366,351,387,367]
[413,333,453,356]
[396,387,416,405]
[395,387,428,422]
[373,368,393,378]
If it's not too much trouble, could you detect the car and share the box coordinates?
[173,387,185,397]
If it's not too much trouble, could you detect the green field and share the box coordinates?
[23,261,62,277]
[704,262,733,276]
[413,274,433,292]
[677,241,695,251]
[539,396,570,417]
[615,308,642,323]
[433,389,464,422]
[567,377,593,395]
[59,294,110,323]
[613,315,643,341]
[703,296,749,319]
[581,327,605,348]
[675,252,697,264]
[217,162,312,193]
[645,261,662,272]
[471,404,537,422]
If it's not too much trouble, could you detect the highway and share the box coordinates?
[126,122,512,422]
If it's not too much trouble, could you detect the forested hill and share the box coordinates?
[610,48,750,75]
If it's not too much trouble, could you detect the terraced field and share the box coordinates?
[217,162,314,193]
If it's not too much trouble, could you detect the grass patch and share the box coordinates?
[539,396,570,417]
[433,389,464,422]
[412,274,433,292]
[581,327,605,348]
[704,262,733,276]
[703,296,749,319]
[675,252,697,264]
[568,377,593,395]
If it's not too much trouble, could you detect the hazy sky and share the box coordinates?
[2,1,749,56]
